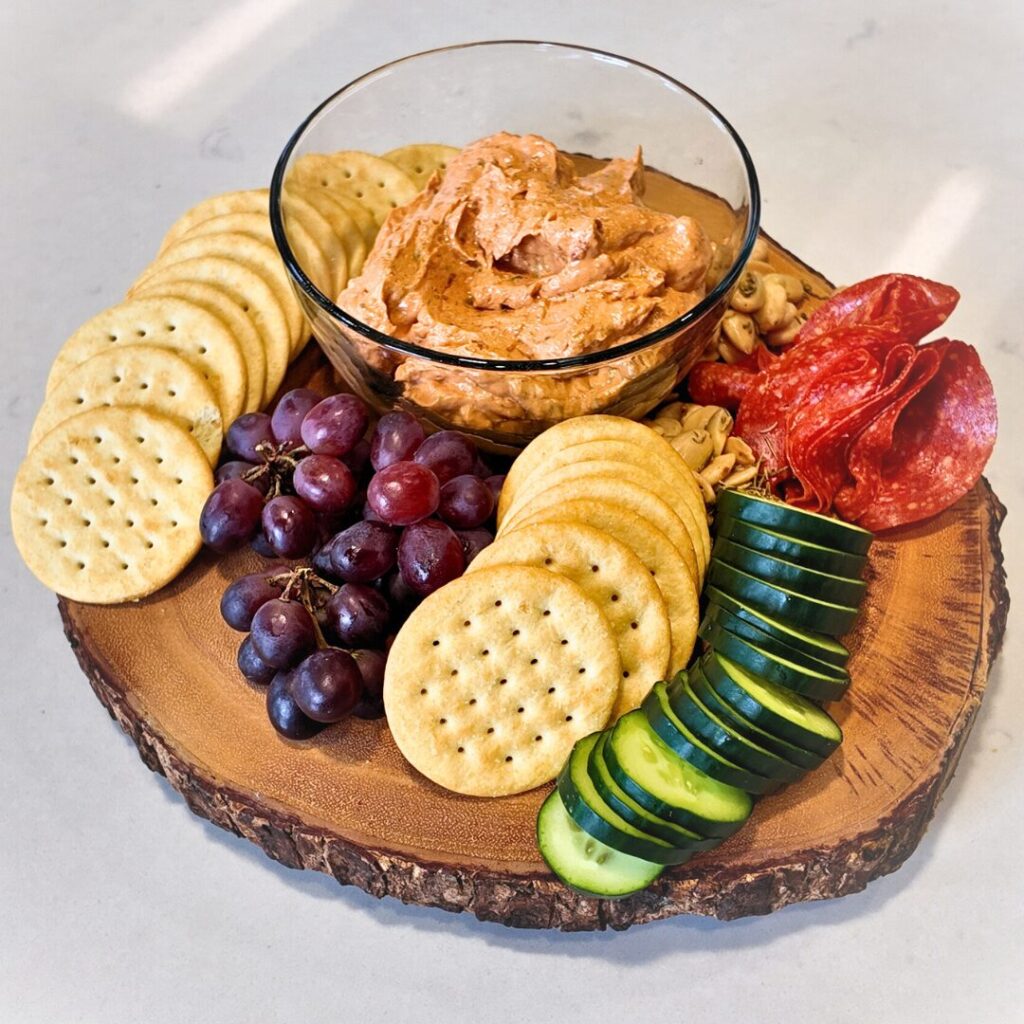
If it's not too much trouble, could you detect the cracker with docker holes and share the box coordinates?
[384,566,620,797]
[286,183,369,278]
[468,523,671,719]
[30,346,223,465]
[46,296,248,426]
[510,499,699,676]
[11,407,212,604]
[382,143,460,190]
[289,151,418,226]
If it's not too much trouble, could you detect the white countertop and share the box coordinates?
[2,2,1021,1021]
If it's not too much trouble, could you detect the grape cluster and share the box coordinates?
[203,391,505,740]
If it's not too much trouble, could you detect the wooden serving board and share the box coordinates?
[58,239,1009,931]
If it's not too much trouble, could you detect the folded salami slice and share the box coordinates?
[797,274,959,346]
[835,340,996,530]
[687,356,760,408]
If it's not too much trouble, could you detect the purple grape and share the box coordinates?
[262,495,317,558]
[370,411,425,471]
[457,527,494,565]
[351,648,387,719]
[311,539,336,578]
[290,648,362,723]
[237,635,276,685]
[215,460,269,494]
[271,388,321,446]
[200,478,264,553]
[472,455,493,479]
[385,569,420,613]
[484,474,506,503]
[341,437,372,479]
[413,430,476,484]
[326,583,391,647]
[437,474,494,529]
[367,461,440,526]
[293,454,356,513]
[226,412,275,462]
[300,394,369,457]
[398,519,466,596]
[328,520,398,582]
[220,571,283,631]
[250,598,317,668]
[251,529,276,558]
[267,670,323,739]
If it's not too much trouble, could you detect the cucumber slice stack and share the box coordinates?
[538,490,873,900]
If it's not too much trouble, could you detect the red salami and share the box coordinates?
[687,356,760,408]
[797,274,960,345]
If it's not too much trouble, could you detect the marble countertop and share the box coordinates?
[2,2,1020,1021]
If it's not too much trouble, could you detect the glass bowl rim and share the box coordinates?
[269,39,761,373]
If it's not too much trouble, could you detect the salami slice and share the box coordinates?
[797,274,959,346]
[837,340,997,530]
[686,356,759,408]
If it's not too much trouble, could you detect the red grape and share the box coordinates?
[484,474,506,503]
[200,478,264,552]
[226,412,275,462]
[326,583,390,647]
[267,670,323,739]
[251,599,317,668]
[367,461,439,525]
[385,569,420,612]
[237,635,276,685]
[351,648,387,719]
[271,388,320,446]
[220,571,283,631]
[262,496,317,558]
[290,648,362,723]
[413,430,476,484]
[398,519,466,596]
[342,437,372,479]
[457,527,494,565]
[215,460,269,494]
[371,411,425,470]
[438,474,494,529]
[473,455,493,479]
[328,520,398,582]
[293,454,357,513]
[300,394,369,456]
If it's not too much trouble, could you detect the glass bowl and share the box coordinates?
[270,41,759,452]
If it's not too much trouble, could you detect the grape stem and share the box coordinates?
[246,441,312,499]
[266,566,337,650]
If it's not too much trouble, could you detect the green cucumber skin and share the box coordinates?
[587,734,720,852]
[705,587,849,667]
[700,654,842,758]
[704,602,849,673]
[716,516,868,578]
[642,684,780,796]
[689,666,825,771]
[709,559,860,637]
[667,676,807,784]
[712,537,867,607]
[717,489,873,556]
[603,723,748,839]
[702,620,850,702]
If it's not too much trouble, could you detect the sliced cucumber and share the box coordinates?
[689,662,825,771]
[712,537,867,606]
[642,681,779,795]
[587,733,720,851]
[537,790,663,898]
[666,674,806,783]
[709,560,860,636]
[604,710,752,838]
[717,490,873,555]
[557,733,692,866]
[701,619,850,702]
[705,587,850,667]
[701,651,842,757]
[716,516,868,579]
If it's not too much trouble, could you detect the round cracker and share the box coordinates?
[501,458,706,585]
[384,566,620,797]
[131,232,304,355]
[11,406,212,603]
[329,189,379,249]
[468,523,670,719]
[285,183,368,278]
[130,256,290,406]
[46,297,248,425]
[132,278,266,414]
[382,143,459,190]
[289,151,418,226]
[510,500,699,676]
[499,475,700,588]
[281,191,350,293]
[30,346,223,465]
[157,188,270,255]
